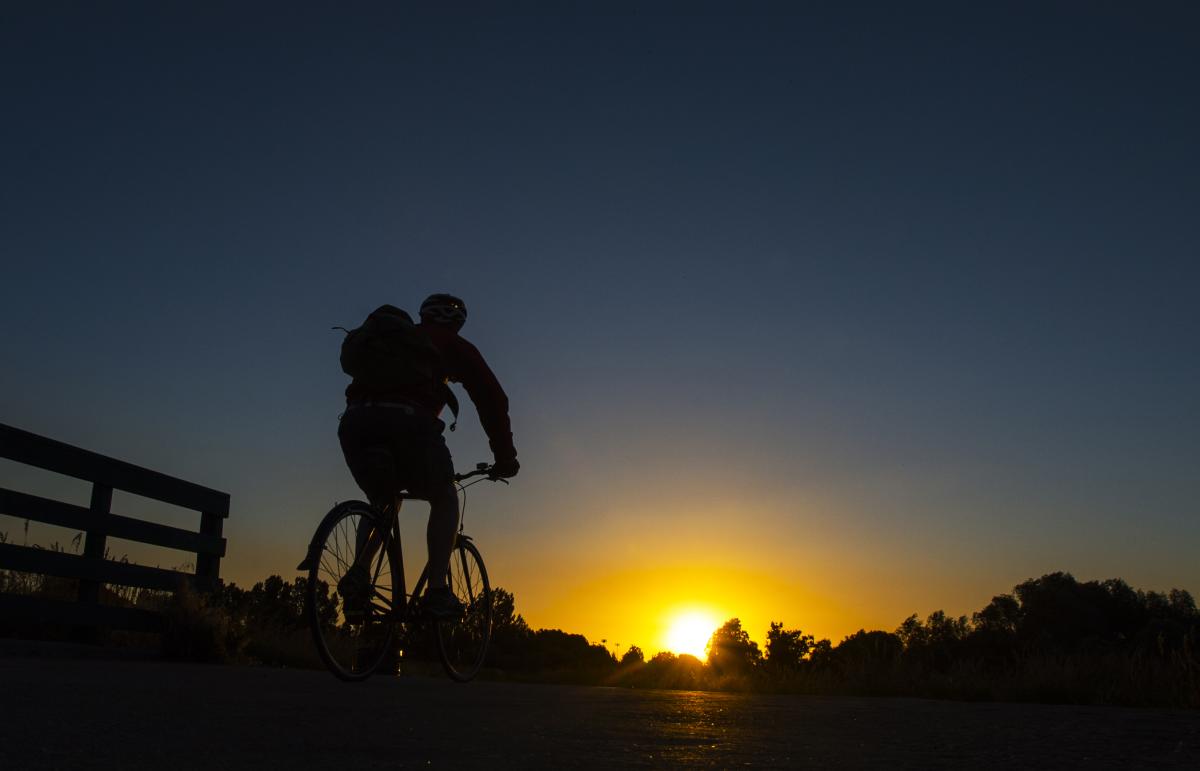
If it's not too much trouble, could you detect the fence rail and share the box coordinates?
[0,422,229,633]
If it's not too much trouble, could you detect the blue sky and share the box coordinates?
[2,2,1198,646]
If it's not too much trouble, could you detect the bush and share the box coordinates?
[160,582,243,663]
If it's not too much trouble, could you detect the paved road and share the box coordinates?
[1,655,1198,769]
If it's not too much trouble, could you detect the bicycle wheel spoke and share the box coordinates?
[333,521,346,566]
[436,541,492,682]
[323,543,351,574]
[457,549,476,604]
[306,504,398,682]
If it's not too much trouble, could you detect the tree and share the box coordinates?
[490,587,531,643]
[830,630,902,673]
[300,577,338,630]
[895,614,925,649]
[1014,572,1133,652]
[924,610,970,645]
[706,618,761,675]
[526,629,615,672]
[764,622,813,672]
[897,610,968,671]
[1168,588,1197,616]
[620,645,645,666]
[484,587,536,669]
[807,637,835,669]
[973,593,1021,636]
[246,575,306,630]
[638,651,704,689]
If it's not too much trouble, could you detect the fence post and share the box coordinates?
[77,483,113,606]
[195,511,224,591]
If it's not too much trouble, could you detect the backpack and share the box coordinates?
[338,305,441,389]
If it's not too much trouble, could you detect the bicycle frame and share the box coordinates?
[301,462,499,681]
[365,476,488,625]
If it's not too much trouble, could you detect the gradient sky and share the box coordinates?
[3,2,1198,654]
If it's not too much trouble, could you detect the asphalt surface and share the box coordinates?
[1,654,1198,769]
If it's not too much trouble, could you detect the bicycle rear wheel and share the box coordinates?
[436,537,493,682]
[305,501,399,681]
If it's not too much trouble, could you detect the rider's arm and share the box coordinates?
[445,335,517,463]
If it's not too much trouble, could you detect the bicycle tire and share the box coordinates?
[436,537,493,682]
[305,501,399,682]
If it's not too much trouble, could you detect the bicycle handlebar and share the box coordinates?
[454,463,504,483]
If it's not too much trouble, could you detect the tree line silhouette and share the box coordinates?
[205,569,1199,706]
[2,549,1197,706]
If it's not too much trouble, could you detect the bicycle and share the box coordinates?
[297,462,502,682]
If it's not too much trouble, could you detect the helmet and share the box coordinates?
[420,293,468,330]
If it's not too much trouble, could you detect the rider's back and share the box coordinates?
[345,317,515,462]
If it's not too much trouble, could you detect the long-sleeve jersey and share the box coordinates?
[345,320,517,461]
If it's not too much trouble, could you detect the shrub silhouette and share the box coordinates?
[160,582,241,662]
[632,651,704,689]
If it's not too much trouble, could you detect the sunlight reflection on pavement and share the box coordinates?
[2,657,1198,769]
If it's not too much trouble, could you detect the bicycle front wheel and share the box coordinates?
[436,537,493,682]
[306,501,399,682]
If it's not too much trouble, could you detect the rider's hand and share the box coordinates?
[491,456,520,479]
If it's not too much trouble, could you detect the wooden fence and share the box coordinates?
[0,422,229,633]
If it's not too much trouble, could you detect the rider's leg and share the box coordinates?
[351,503,390,571]
[338,436,397,571]
[424,481,459,589]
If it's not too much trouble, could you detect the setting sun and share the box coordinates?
[663,609,720,659]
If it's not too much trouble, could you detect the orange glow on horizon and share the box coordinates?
[518,560,845,660]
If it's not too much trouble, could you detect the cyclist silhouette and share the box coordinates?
[336,293,518,618]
